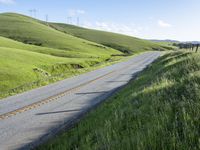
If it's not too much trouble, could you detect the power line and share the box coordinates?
[45,15,48,22]
[77,17,80,26]
[67,17,72,24]
[33,9,37,18]
[29,9,37,18]
[29,10,33,17]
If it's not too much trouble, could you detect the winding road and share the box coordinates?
[0,51,161,150]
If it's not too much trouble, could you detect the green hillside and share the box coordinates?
[0,13,123,98]
[0,42,108,98]
[49,23,172,53]
[0,46,73,93]
[0,13,120,57]
[0,12,171,98]
[0,36,97,58]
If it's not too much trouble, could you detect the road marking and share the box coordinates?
[0,53,158,120]
[0,71,116,120]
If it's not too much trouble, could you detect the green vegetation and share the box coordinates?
[175,42,199,52]
[0,13,120,57]
[0,38,124,98]
[37,51,200,150]
[0,13,120,98]
[150,40,179,48]
[0,36,96,58]
[0,12,171,98]
[49,23,173,54]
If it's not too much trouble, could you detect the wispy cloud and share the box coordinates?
[0,0,15,4]
[68,9,86,17]
[82,21,146,37]
[158,20,172,28]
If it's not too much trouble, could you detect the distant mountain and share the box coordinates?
[150,39,180,43]
[150,39,200,45]
[186,41,200,44]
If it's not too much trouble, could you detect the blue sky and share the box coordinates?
[0,0,199,41]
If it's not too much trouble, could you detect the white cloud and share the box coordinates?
[0,0,15,4]
[82,21,144,37]
[68,9,85,17]
[158,20,172,28]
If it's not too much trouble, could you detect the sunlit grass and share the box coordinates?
[37,51,200,150]
[0,12,171,99]
[0,46,127,99]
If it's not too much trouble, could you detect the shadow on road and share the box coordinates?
[75,91,109,95]
[36,109,81,115]
[20,68,142,150]
[107,80,128,83]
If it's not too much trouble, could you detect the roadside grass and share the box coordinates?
[37,51,200,150]
[0,46,130,99]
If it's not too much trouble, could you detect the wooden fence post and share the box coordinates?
[196,44,199,53]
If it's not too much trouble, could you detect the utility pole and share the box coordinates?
[29,9,37,18]
[77,17,80,26]
[67,17,72,24]
[33,9,37,18]
[29,10,33,17]
[45,15,49,25]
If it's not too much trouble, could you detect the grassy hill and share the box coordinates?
[150,39,179,49]
[49,23,173,54]
[0,46,75,94]
[0,13,120,58]
[37,51,200,150]
[0,13,123,98]
[0,36,97,58]
[0,39,110,98]
[0,12,172,98]
[0,13,171,56]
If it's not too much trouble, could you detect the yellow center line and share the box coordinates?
[0,56,151,120]
[0,71,116,120]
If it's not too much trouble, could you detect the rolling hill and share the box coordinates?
[0,36,111,98]
[0,12,172,98]
[49,23,173,53]
[0,36,97,58]
[0,13,120,58]
[0,13,122,98]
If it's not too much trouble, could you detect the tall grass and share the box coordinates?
[37,51,200,150]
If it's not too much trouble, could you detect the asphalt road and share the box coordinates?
[0,51,161,150]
